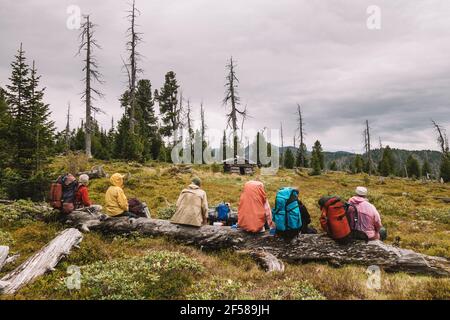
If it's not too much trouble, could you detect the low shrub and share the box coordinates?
[157,205,177,220]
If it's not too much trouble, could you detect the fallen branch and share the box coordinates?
[0,228,83,295]
[63,211,449,277]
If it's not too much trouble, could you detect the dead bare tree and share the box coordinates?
[280,122,284,168]
[364,120,372,175]
[200,101,207,163]
[185,99,194,159]
[296,104,307,167]
[432,120,449,154]
[65,102,71,151]
[78,15,103,158]
[125,0,142,134]
[174,89,184,146]
[223,57,247,160]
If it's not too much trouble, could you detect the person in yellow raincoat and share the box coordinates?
[104,173,131,217]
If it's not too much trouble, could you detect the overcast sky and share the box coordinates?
[1,0,450,152]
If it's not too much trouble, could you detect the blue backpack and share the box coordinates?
[216,203,230,221]
[272,187,302,232]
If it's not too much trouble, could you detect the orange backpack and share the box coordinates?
[319,197,358,244]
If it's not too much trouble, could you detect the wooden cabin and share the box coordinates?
[222,156,257,175]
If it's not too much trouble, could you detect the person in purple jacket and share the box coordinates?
[348,186,387,241]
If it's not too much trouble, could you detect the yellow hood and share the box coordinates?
[110,173,125,188]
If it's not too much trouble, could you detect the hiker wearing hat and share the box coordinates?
[171,177,209,227]
[104,173,131,217]
[348,186,386,241]
[75,174,102,213]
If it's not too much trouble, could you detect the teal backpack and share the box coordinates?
[272,187,302,233]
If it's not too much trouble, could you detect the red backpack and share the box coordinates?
[319,196,362,244]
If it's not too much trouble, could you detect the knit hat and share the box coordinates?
[191,177,202,187]
[79,174,89,185]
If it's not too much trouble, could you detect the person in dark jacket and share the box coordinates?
[293,188,317,234]
[298,199,317,234]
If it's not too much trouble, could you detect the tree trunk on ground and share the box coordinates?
[63,211,450,277]
[0,228,83,295]
[0,246,9,271]
[77,165,107,179]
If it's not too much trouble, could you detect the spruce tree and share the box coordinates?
[296,143,309,168]
[311,140,324,169]
[378,146,396,176]
[284,148,295,169]
[27,60,55,171]
[329,161,338,171]
[5,45,54,199]
[0,88,13,170]
[422,160,431,178]
[353,155,364,173]
[406,155,421,178]
[135,79,158,160]
[156,71,180,146]
[6,43,32,177]
[440,156,450,182]
[310,152,321,176]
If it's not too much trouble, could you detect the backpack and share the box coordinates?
[272,187,302,234]
[216,203,230,221]
[319,196,367,244]
[49,174,78,214]
[128,198,150,218]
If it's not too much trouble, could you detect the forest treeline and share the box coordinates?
[0,1,449,201]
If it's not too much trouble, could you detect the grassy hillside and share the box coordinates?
[0,156,449,300]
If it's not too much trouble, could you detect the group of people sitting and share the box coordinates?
[63,173,149,218]
[66,173,385,242]
[169,177,386,242]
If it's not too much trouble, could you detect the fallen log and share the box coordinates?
[0,246,9,271]
[64,211,450,277]
[434,196,450,204]
[77,165,107,179]
[0,228,83,295]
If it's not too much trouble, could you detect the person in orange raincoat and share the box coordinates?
[237,180,274,233]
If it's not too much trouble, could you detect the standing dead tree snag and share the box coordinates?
[78,15,103,158]
[125,0,142,134]
[223,57,247,160]
[432,120,449,155]
[296,104,307,167]
[363,120,372,175]
[200,101,207,164]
